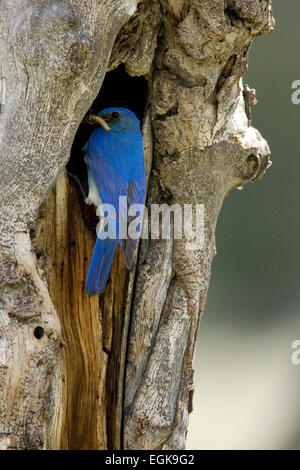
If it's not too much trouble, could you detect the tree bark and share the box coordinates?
[0,0,273,450]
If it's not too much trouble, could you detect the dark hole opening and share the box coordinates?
[67,64,147,226]
[34,326,45,340]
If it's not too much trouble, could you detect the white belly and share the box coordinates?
[85,169,102,208]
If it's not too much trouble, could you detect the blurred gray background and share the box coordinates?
[188,0,300,450]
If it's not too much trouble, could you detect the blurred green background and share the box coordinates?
[188,0,300,450]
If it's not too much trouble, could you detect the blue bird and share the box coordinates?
[83,107,146,297]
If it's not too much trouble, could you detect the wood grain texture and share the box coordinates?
[35,172,107,449]
[35,172,135,450]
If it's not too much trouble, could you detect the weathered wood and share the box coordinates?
[34,172,107,449]
[121,0,273,449]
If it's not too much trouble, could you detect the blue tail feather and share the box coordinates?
[86,237,118,297]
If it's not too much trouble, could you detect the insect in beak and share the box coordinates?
[87,114,111,132]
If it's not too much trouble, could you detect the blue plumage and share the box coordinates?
[84,107,145,297]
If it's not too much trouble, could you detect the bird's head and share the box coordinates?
[88,107,140,133]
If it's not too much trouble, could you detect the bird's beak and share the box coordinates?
[87,114,111,132]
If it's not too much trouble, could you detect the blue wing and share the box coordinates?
[87,128,145,269]
[120,179,145,269]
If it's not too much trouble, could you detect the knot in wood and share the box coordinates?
[68,38,92,75]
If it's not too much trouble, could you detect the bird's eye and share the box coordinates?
[112,111,119,119]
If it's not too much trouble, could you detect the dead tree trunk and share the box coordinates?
[0,0,273,450]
